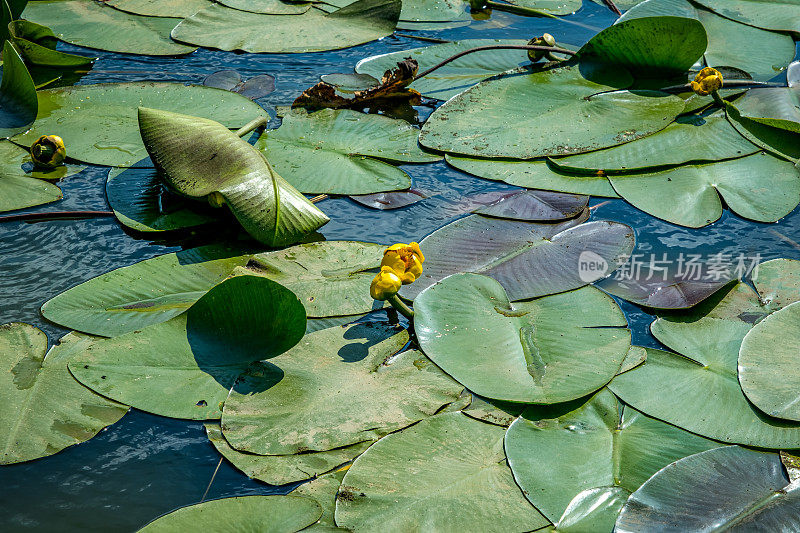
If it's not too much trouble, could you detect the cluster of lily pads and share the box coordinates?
[3,0,800,530]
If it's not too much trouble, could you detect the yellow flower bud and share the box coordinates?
[527,33,556,63]
[381,242,425,284]
[30,135,66,168]
[370,266,403,301]
[690,67,723,97]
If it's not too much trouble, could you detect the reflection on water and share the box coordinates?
[0,2,798,530]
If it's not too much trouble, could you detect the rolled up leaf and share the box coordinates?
[137,107,329,247]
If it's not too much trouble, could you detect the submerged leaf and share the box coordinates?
[398,214,634,301]
[616,446,800,532]
[335,412,548,532]
[221,324,462,454]
[138,107,329,246]
[414,274,631,403]
[203,70,276,100]
[171,0,400,53]
[69,276,307,420]
[349,189,426,210]
[138,495,322,532]
[0,325,128,464]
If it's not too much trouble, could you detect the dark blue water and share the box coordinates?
[1,3,798,531]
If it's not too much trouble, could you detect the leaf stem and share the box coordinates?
[0,210,115,223]
[601,0,622,16]
[235,116,268,138]
[711,90,726,107]
[480,1,602,30]
[659,80,784,93]
[412,44,576,82]
[388,294,414,320]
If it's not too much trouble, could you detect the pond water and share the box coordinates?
[1,2,799,531]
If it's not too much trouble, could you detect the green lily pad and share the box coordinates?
[616,446,800,532]
[398,0,469,21]
[619,0,796,81]
[551,114,759,174]
[10,20,97,68]
[221,323,462,454]
[447,155,619,197]
[462,396,525,427]
[0,324,128,464]
[356,39,529,101]
[739,301,800,422]
[138,495,322,532]
[106,166,218,233]
[233,241,386,318]
[69,275,306,420]
[610,319,800,447]
[726,103,800,162]
[335,412,549,532]
[105,0,211,17]
[0,40,37,139]
[608,151,800,228]
[216,0,310,14]
[551,487,631,533]
[41,245,253,337]
[138,108,329,247]
[171,0,400,53]
[254,109,437,195]
[13,82,269,167]
[398,215,635,301]
[733,87,800,134]
[22,0,197,56]
[205,423,371,486]
[293,468,349,532]
[419,64,684,159]
[507,0,582,14]
[691,0,800,35]
[505,388,722,525]
[414,273,631,403]
[576,16,707,77]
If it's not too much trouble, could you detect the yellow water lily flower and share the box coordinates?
[30,135,66,168]
[690,67,723,96]
[381,242,425,284]
[370,266,403,301]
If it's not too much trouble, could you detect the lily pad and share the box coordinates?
[505,389,722,525]
[221,323,462,455]
[691,0,800,35]
[355,39,529,101]
[616,446,800,532]
[138,495,322,532]
[576,15,707,77]
[293,467,349,531]
[725,102,800,162]
[105,0,211,17]
[216,0,310,14]
[335,412,549,532]
[398,0,469,22]
[254,109,438,195]
[507,0,582,15]
[171,0,400,53]
[106,166,218,233]
[349,189,426,210]
[41,244,253,337]
[733,87,800,134]
[0,324,128,464]
[608,151,800,228]
[398,214,635,301]
[551,114,759,174]
[69,275,307,420]
[739,301,800,422]
[619,0,796,81]
[447,155,620,197]
[414,273,631,403]
[610,321,800,447]
[138,108,329,247]
[205,423,371,486]
[471,189,589,221]
[13,82,269,167]
[0,40,37,139]
[232,241,386,318]
[22,0,197,56]
[462,396,525,427]
[419,64,684,159]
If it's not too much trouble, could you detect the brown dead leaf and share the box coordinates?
[293,57,421,110]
